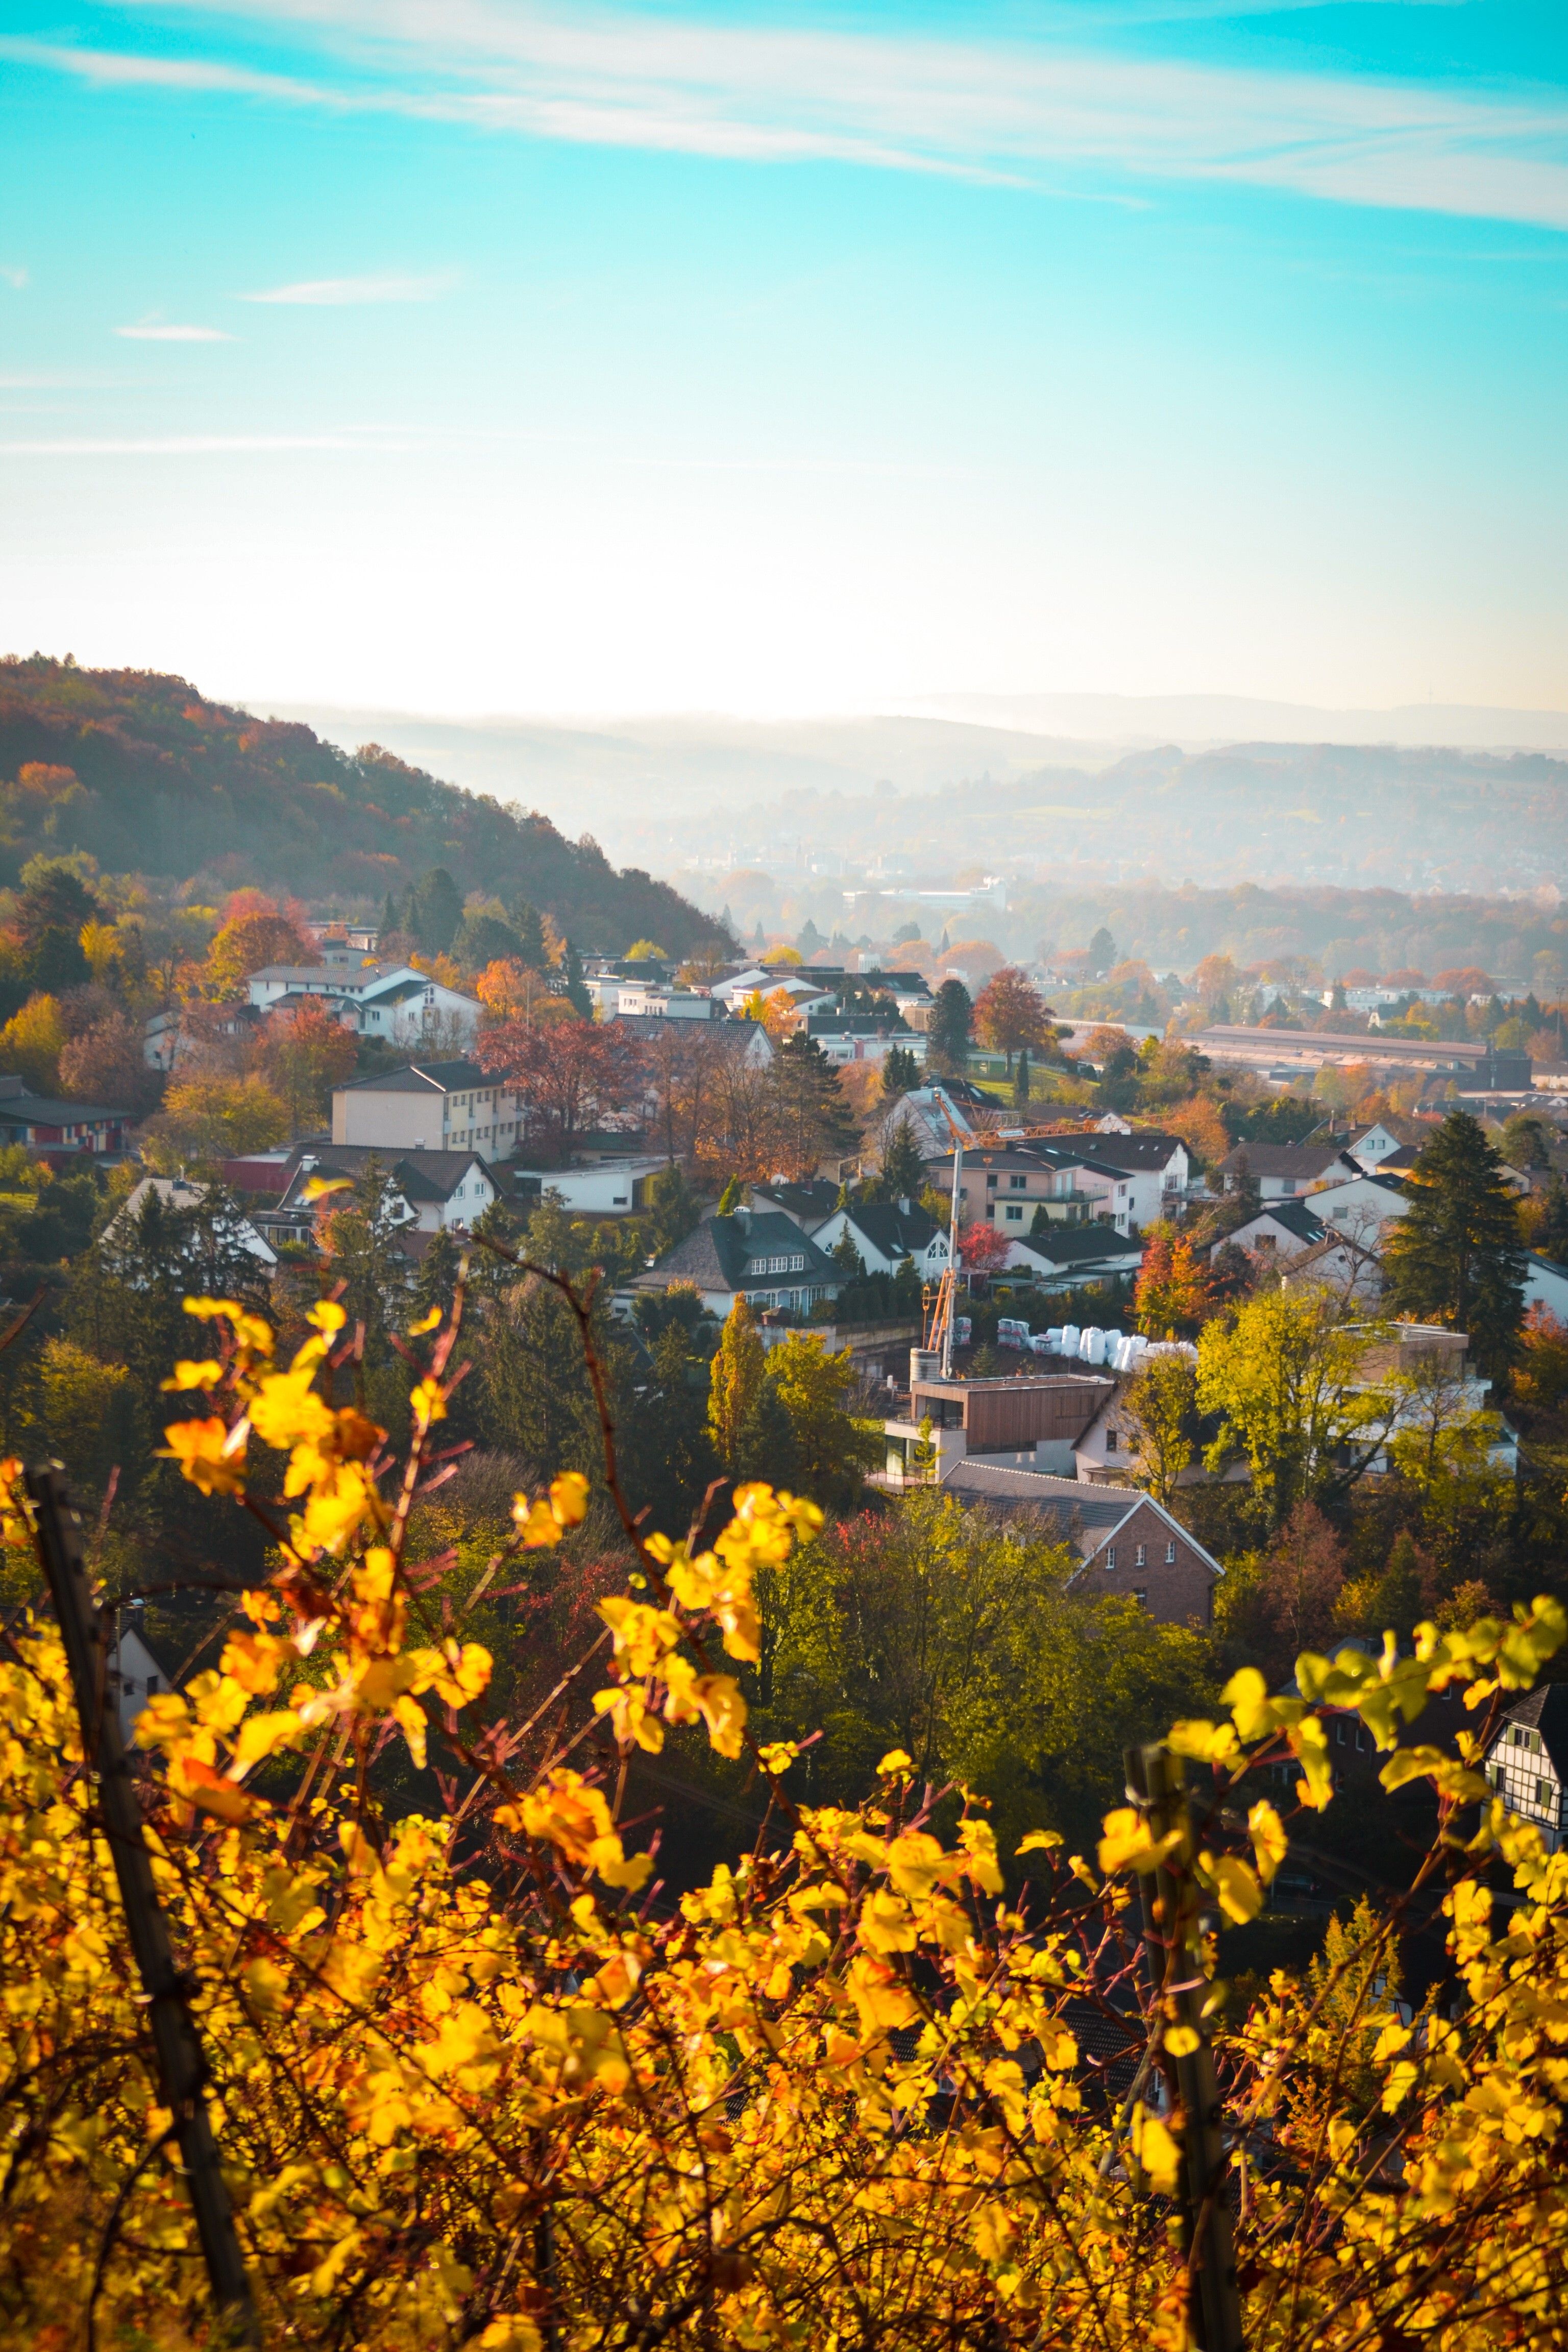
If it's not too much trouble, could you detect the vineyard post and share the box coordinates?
[26,1463,259,2346]
[1125,1738,1245,2352]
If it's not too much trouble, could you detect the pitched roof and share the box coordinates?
[642,1210,841,1294]
[939,1463,1222,1580]
[752,1179,840,1225]
[1014,1224,1144,1268]
[1314,1169,1409,1197]
[1218,1144,1359,1178]
[338,1059,489,1095]
[1231,1199,1328,1246]
[841,1202,942,1257]
[1051,1130,1185,1172]
[1492,1684,1568,1778]
[280,1146,493,1206]
[0,1092,132,1124]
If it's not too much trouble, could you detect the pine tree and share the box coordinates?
[406,868,463,954]
[880,1044,919,1100]
[562,941,593,1018]
[380,892,400,940]
[881,1115,924,1205]
[1383,1112,1527,1376]
[765,1035,857,1178]
[716,1176,747,1216]
[927,979,972,1076]
[708,1296,765,1467]
[411,1226,462,1325]
[1013,1046,1031,1108]
[508,897,546,970]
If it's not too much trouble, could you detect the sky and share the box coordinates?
[1,0,1566,720]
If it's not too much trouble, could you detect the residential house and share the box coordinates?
[266,1146,499,1241]
[750,1179,841,1230]
[1484,1686,1568,1852]
[100,1175,278,1268]
[511,1156,669,1214]
[615,1011,773,1069]
[1000,1226,1145,1288]
[107,1620,172,1744]
[333,1059,522,1160]
[804,1019,928,1071]
[1279,1233,1385,1305]
[883,1368,1115,1482]
[1306,1169,1412,1240]
[1525,1254,1568,1322]
[633,1207,842,1320]
[924,1144,1144,1238]
[1214,1200,1328,1260]
[1054,1128,1190,1223]
[1346,1117,1431,1167]
[0,1076,132,1158]
[1217,1143,1361,1198]
[874,1080,994,1164]
[246,961,481,1045]
[930,1463,1221,1626]
[811,1198,950,1281]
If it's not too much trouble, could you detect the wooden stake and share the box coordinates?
[27,1464,259,2346]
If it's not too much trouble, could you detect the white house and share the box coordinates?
[1001,1226,1144,1288]
[1279,1233,1385,1305]
[333,1058,522,1160]
[101,1176,278,1268]
[1307,1170,1412,1239]
[107,1621,172,1744]
[1217,1143,1362,1199]
[246,961,481,1046]
[811,1199,950,1281]
[1347,1118,1430,1167]
[633,1208,843,1319]
[270,1146,498,1237]
[512,1156,670,1214]
[1214,1200,1328,1261]
[1484,1686,1568,1852]
[1525,1254,1568,1322]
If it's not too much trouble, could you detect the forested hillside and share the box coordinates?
[0,656,727,953]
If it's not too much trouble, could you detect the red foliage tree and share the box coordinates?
[254,996,360,1130]
[958,1220,1013,1273]
[972,967,1050,1073]
[479,1016,644,1166]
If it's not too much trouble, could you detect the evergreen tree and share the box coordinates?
[1088,926,1117,973]
[927,979,973,1075]
[411,1225,462,1325]
[405,867,464,954]
[708,1296,765,1466]
[638,1322,720,1532]
[562,942,593,1018]
[880,1044,919,1100]
[508,897,547,970]
[881,1115,925,1204]
[716,1177,747,1216]
[830,1229,865,1275]
[1013,1045,1031,1109]
[765,1035,857,1177]
[380,892,400,940]
[1383,1112,1528,1377]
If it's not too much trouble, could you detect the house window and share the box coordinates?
[1135,1544,1146,1568]
[1132,1588,1147,1608]
[1104,1547,1115,1570]
[986,1173,998,1190]
[791,1255,805,1271]
[1105,1429,1118,1454]
[1009,1174,1027,1191]
[1004,1205,1023,1223]
[1537,1779,1551,1809]
[1165,1540,1176,1563]
[1335,1719,1347,1746]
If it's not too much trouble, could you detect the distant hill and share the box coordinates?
[0,657,729,955]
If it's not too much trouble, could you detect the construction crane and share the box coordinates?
[919,1094,1104,1379]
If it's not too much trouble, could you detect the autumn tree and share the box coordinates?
[0,993,66,1092]
[200,909,314,1000]
[1383,1111,1528,1377]
[141,1071,289,1169]
[708,1293,766,1466]
[1196,1285,1387,1523]
[973,967,1050,1077]
[57,1008,159,1114]
[1122,1350,1197,1504]
[254,996,360,1132]
[958,1220,1012,1273]
[478,1015,644,1167]
[1134,1227,1209,1337]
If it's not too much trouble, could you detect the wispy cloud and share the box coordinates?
[9,6,1568,231]
[0,432,409,456]
[115,320,234,340]
[1,265,29,290]
[239,272,451,304]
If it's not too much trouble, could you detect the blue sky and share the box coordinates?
[1,1,1565,717]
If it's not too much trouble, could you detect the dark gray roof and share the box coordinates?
[841,1201,942,1257]
[338,1059,488,1095]
[1494,1684,1568,1778]
[1219,1143,1359,1178]
[1058,1130,1184,1172]
[642,1210,841,1294]
[753,1179,841,1226]
[280,1145,494,1207]
[1233,1199,1327,1246]
[1019,1224,1144,1269]
[0,1091,132,1123]
[1316,1169,1409,1195]
[940,1463,1139,1548]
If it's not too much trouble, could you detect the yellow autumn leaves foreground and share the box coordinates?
[2,1290,1568,2348]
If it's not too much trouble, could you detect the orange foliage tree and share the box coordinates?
[199,911,314,1000]
[254,995,361,1131]
[1135,1226,1210,1337]
[973,967,1050,1075]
